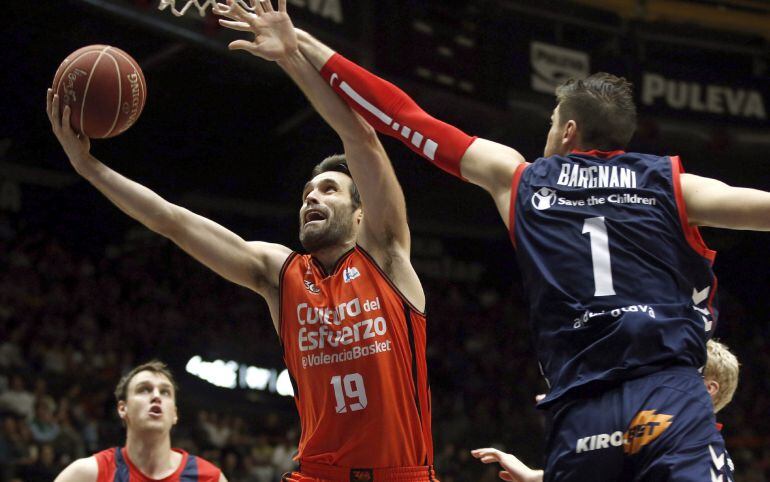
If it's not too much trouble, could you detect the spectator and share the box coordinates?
[0,378,35,421]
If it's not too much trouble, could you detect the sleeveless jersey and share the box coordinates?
[279,246,433,468]
[510,150,718,406]
[94,447,221,482]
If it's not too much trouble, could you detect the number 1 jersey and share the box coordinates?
[279,246,433,468]
[510,150,718,406]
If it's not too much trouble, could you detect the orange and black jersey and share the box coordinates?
[279,246,433,468]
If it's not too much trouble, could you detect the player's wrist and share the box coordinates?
[72,153,101,178]
[276,47,304,71]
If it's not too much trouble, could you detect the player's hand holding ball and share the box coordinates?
[46,88,93,175]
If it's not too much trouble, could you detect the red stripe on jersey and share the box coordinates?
[670,156,716,263]
[570,149,626,158]
[508,162,530,248]
[93,447,220,482]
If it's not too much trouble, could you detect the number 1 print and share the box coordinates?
[582,216,616,296]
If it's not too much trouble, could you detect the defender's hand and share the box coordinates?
[213,0,297,61]
[46,88,93,174]
[471,448,543,482]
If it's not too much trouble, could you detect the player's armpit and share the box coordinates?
[54,457,98,482]
[681,173,770,231]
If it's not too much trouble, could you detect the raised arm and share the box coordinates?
[681,173,770,230]
[215,1,408,246]
[215,0,424,309]
[46,89,290,327]
[294,32,526,217]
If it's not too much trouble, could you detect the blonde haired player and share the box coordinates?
[54,361,226,482]
[472,339,740,481]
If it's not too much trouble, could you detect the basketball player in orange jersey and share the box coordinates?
[46,5,436,481]
[54,361,225,482]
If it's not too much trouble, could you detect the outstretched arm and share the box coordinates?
[215,0,424,309]
[471,448,543,482]
[295,32,526,222]
[46,89,290,327]
[681,173,770,231]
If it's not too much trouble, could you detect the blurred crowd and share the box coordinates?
[1,211,769,481]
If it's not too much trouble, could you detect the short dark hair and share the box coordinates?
[555,73,637,150]
[114,360,178,403]
[310,154,361,209]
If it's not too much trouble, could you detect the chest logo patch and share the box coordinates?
[343,267,361,283]
[531,187,557,210]
[304,280,321,294]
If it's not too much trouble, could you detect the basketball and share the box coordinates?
[52,45,147,139]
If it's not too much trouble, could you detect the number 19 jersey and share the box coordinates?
[279,246,433,469]
[510,150,718,407]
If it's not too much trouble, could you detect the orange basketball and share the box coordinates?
[52,45,147,139]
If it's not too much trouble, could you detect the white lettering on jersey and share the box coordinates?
[557,163,637,189]
[576,431,624,453]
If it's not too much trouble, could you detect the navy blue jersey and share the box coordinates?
[510,150,718,406]
[542,366,730,481]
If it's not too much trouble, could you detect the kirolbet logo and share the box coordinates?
[623,410,673,455]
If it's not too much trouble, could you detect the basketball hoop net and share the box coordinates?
[157,0,255,17]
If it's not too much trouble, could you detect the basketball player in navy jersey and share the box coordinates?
[471,339,740,481]
[242,13,770,480]
[54,361,226,482]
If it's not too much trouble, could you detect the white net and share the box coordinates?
[157,0,255,17]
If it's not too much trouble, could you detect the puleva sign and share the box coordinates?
[641,72,767,121]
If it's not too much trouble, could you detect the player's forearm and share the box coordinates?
[295,29,335,72]
[79,156,179,236]
[703,188,770,230]
[297,32,475,179]
[277,48,373,143]
[682,174,770,231]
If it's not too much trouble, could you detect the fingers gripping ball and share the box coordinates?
[52,45,147,139]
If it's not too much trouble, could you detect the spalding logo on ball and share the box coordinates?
[52,45,147,139]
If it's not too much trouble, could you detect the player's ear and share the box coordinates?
[117,400,127,421]
[356,209,363,225]
[705,378,720,398]
[562,119,579,149]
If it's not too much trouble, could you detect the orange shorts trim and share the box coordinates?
[283,461,439,482]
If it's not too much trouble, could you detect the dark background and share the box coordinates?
[1,0,769,481]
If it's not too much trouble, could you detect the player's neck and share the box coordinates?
[311,241,355,273]
[124,432,179,478]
